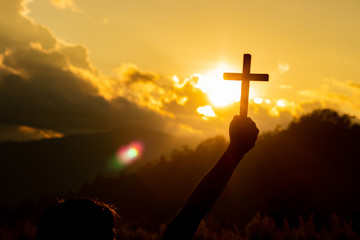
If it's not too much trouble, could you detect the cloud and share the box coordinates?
[347,81,360,90]
[298,78,360,118]
[280,84,292,89]
[0,124,63,142]
[197,105,216,117]
[0,0,225,141]
[50,0,79,12]
[278,62,290,75]
[0,44,176,136]
[60,44,93,70]
[2,0,332,142]
[0,1,178,140]
[115,64,159,84]
[0,0,56,52]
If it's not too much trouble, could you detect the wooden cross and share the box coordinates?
[223,54,269,118]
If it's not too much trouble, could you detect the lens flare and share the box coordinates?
[194,64,260,107]
[116,141,144,165]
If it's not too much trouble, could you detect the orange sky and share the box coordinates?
[0,0,359,141]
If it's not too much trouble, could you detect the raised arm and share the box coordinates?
[160,116,259,240]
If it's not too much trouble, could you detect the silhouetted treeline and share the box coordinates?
[2,109,360,239]
[218,109,360,226]
[0,127,200,208]
[73,109,360,228]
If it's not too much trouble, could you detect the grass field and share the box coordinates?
[1,212,358,240]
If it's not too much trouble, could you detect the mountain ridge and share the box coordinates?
[0,127,202,208]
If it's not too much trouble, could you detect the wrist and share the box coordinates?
[214,143,246,176]
[228,142,248,157]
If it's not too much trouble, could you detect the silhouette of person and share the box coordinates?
[36,115,258,240]
[160,116,258,239]
[36,198,118,240]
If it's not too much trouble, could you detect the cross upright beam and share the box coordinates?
[223,54,269,118]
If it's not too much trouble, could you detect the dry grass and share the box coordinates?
[1,213,358,240]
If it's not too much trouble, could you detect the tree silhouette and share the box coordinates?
[2,108,360,239]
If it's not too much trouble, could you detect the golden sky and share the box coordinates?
[0,0,359,141]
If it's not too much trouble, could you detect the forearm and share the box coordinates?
[161,144,245,240]
[181,143,244,219]
[161,116,259,240]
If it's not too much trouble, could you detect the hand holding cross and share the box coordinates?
[223,54,269,118]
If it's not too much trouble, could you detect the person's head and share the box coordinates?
[36,198,118,240]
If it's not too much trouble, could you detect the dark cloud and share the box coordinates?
[0,0,56,51]
[0,0,174,141]
[0,46,171,137]
[60,44,94,71]
[117,64,159,85]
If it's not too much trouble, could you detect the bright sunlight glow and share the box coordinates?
[197,105,216,117]
[254,98,263,104]
[276,99,288,107]
[195,64,257,107]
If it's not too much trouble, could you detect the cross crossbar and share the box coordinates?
[223,54,269,118]
[223,73,269,81]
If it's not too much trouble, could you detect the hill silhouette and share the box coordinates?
[71,109,360,227]
[2,108,360,236]
[0,127,201,209]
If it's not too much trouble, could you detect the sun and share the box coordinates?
[195,64,257,107]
